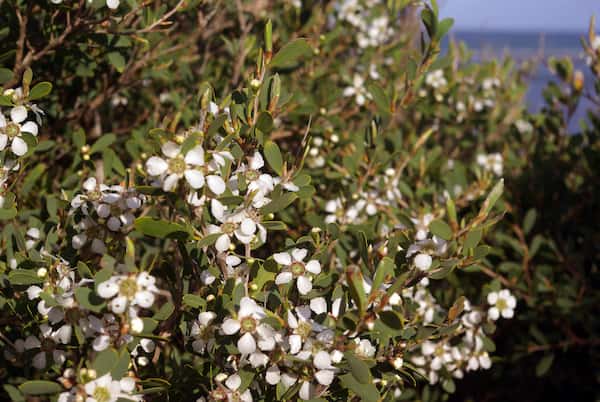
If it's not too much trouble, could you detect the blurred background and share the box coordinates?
[441,0,600,130]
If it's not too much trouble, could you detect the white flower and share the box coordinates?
[299,351,336,400]
[84,374,140,402]
[22,323,70,369]
[324,198,344,224]
[0,106,38,156]
[106,0,120,10]
[411,213,434,241]
[343,74,370,106]
[414,253,432,271]
[274,248,321,295]
[515,119,533,134]
[425,69,447,89]
[222,297,275,357]
[286,304,328,354]
[487,289,516,320]
[190,311,217,353]
[96,272,159,314]
[206,199,260,252]
[146,141,225,193]
[354,338,376,358]
[477,153,503,176]
[229,151,275,207]
[215,374,253,402]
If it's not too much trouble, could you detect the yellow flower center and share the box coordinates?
[93,386,111,402]
[240,316,257,333]
[290,262,305,277]
[168,157,186,175]
[5,122,20,138]
[119,278,138,299]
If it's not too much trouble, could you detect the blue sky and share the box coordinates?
[439,0,600,32]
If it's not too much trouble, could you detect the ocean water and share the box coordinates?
[442,31,595,132]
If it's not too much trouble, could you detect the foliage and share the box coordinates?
[0,1,597,401]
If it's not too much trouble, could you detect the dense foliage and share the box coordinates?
[0,1,597,401]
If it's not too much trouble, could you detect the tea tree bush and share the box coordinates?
[0,1,596,401]
[390,20,600,401]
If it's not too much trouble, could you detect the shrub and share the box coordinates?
[0,1,597,401]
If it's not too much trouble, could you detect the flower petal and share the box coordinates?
[21,121,38,136]
[305,260,321,275]
[237,332,257,354]
[215,234,230,252]
[161,141,180,158]
[275,271,293,285]
[162,173,180,192]
[206,175,226,195]
[310,297,327,315]
[184,169,205,189]
[313,350,332,370]
[10,106,28,123]
[97,281,119,298]
[315,369,334,386]
[273,252,292,266]
[11,136,28,156]
[291,248,307,262]
[146,157,168,176]
[225,374,241,391]
[184,146,205,166]
[296,275,312,295]
[222,318,241,335]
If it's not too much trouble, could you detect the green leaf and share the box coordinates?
[463,229,482,251]
[435,18,454,40]
[442,378,456,393]
[197,232,222,248]
[356,231,369,267]
[3,384,24,402]
[429,219,453,240]
[8,269,43,285]
[94,267,114,289]
[339,373,379,402]
[446,197,457,224]
[74,287,106,313]
[270,38,312,68]
[344,351,372,384]
[372,257,394,291]
[0,207,17,220]
[480,179,504,216]
[0,68,13,84]
[22,68,32,86]
[107,52,126,73]
[346,267,367,314]
[111,349,131,379]
[134,217,190,240]
[0,94,13,106]
[73,128,86,148]
[264,140,283,175]
[260,192,297,215]
[93,348,119,376]
[523,209,537,235]
[153,301,175,320]
[90,133,116,154]
[262,221,287,231]
[535,354,554,377]
[183,294,206,309]
[256,112,274,134]
[21,163,46,195]
[367,82,390,115]
[18,381,62,395]
[28,82,52,100]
